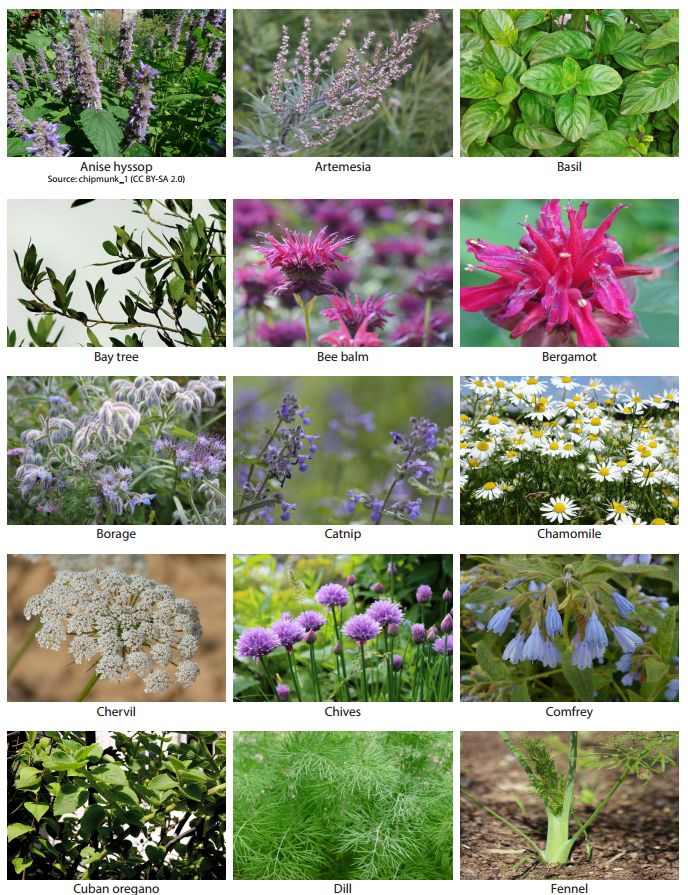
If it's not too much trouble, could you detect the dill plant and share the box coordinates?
[234,731,452,880]
[462,731,678,866]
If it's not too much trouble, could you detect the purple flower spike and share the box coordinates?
[53,41,72,96]
[342,614,381,646]
[367,599,404,628]
[67,9,102,109]
[272,618,306,652]
[315,582,349,609]
[7,88,28,135]
[123,61,159,147]
[23,119,71,157]
[392,654,403,671]
[236,626,279,662]
[116,18,136,91]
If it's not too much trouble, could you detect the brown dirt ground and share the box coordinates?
[7,555,226,701]
[461,731,678,880]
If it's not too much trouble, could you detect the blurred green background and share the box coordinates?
[460,199,679,347]
[233,8,453,157]
[234,376,452,524]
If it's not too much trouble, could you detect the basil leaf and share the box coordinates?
[643,15,679,49]
[621,68,679,114]
[514,10,547,30]
[495,74,521,106]
[555,93,591,142]
[612,30,648,71]
[578,130,630,157]
[482,41,526,80]
[528,30,593,64]
[513,123,565,150]
[461,68,501,99]
[460,100,506,149]
[576,64,623,96]
[589,9,625,54]
[518,90,556,126]
[520,62,568,95]
[481,8,518,47]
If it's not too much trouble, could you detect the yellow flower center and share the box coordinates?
[532,429,544,438]
[527,377,538,385]
[612,501,628,514]
[484,482,496,490]
[549,442,560,450]
[666,393,675,400]
[468,458,480,468]
[552,502,566,513]
[616,460,628,468]
[476,440,490,451]
[506,450,517,458]
[562,377,572,383]
[588,434,599,441]
[599,467,610,476]
[563,444,574,451]
[487,416,500,425]
[652,518,667,525]
[495,380,506,388]
[590,417,601,426]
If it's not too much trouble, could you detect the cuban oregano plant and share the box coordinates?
[8,731,226,880]
[234,731,452,879]
[460,9,679,156]
[9,199,226,348]
[462,731,678,865]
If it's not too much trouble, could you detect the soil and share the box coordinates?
[461,731,678,880]
[7,555,226,701]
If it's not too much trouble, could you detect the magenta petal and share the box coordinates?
[596,310,646,340]
[460,282,513,311]
[590,264,634,318]
[500,278,541,317]
[567,300,609,347]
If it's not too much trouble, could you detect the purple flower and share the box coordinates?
[36,49,49,74]
[10,54,28,89]
[272,618,306,652]
[522,623,546,662]
[411,623,426,644]
[440,613,453,634]
[611,626,643,653]
[371,582,385,594]
[23,119,70,157]
[433,634,453,655]
[123,61,159,147]
[53,41,72,96]
[296,610,326,632]
[416,584,433,603]
[665,678,679,700]
[116,18,136,91]
[315,582,349,609]
[276,683,290,701]
[7,88,28,135]
[426,625,438,643]
[542,639,562,669]
[545,603,563,638]
[584,611,608,649]
[392,654,403,671]
[342,614,381,646]
[367,599,404,628]
[571,637,594,670]
[612,592,635,618]
[257,320,306,346]
[321,294,393,339]
[442,589,452,602]
[170,11,186,50]
[67,9,102,109]
[235,626,279,661]
[346,574,357,586]
[280,500,296,522]
[487,605,512,634]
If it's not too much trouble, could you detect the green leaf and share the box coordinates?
[621,69,679,114]
[562,57,581,88]
[561,655,596,701]
[643,16,679,49]
[529,30,593,64]
[112,261,137,275]
[513,123,564,150]
[495,74,521,106]
[53,783,88,817]
[460,68,501,99]
[149,773,178,792]
[79,109,123,157]
[652,606,677,662]
[12,856,33,874]
[102,240,120,257]
[555,93,591,142]
[576,64,623,96]
[90,762,129,787]
[24,802,49,821]
[476,639,509,681]
[482,41,526,80]
[578,130,630,156]
[460,100,506,149]
[481,9,518,47]
[86,328,101,347]
[645,658,668,685]
[612,30,649,71]
[15,765,42,790]
[514,10,547,30]
[518,90,556,126]
[8,823,34,843]
[79,804,106,837]
[520,63,568,95]
[589,9,625,54]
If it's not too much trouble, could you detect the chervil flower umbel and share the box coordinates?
[461,200,654,347]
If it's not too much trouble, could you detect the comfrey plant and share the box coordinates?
[234,11,441,156]
[21,569,201,700]
[7,376,226,525]
[235,573,452,702]
[462,731,678,865]
[461,554,677,702]
[9,199,226,348]
[7,8,226,157]
[461,200,656,347]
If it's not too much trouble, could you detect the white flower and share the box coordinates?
[477,415,510,435]
[475,481,503,500]
[631,466,664,487]
[589,462,621,483]
[540,495,579,523]
[469,438,496,461]
[540,439,568,458]
[551,376,579,391]
[606,499,633,522]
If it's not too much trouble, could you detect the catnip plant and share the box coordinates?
[461,554,678,702]
[462,731,678,866]
[8,731,226,879]
[460,375,679,525]
[235,558,453,701]
[234,9,450,156]
[9,199,226,348]
[460,9,679,157]
[7,9,226,157]
[7,375,226,525]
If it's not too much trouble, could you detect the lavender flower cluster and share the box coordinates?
[24,568,202,694]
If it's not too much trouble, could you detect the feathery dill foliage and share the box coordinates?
[233,731,452,880]
[511,737,566,815]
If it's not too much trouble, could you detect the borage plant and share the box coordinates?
[460,9,679,157]
[461,553,678,702]
[8,731,226,879]
[7,375,226,525]
[462,731,678,866]
[7,9,226,157]
[9,199,226,348]
[460,375,679,525]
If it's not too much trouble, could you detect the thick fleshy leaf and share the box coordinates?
[576,65,623,96]
[520,63,569,96]
[621,69,679,115]
[555,93,591,142]
[460,100,506,149]
[529,30,593,64]
[513,123,565,150]
[481,9,518,47]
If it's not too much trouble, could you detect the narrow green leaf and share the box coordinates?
[102,240,120,257]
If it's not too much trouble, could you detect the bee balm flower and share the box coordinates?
[461,200,654,347]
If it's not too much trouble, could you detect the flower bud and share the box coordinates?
[411,623,426,644]
[387,623,399,637]
[333,641,342,655]
[442,588,452,602]
[276,683,289,701]
[371,582,384,594]
[416,584,432,603]
[426,625,438,643]
[392,654,403,672]
[441,613,453,634]
[305,629,317,645]
[346,574,357,586]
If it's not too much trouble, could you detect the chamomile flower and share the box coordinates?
[502,448,521,464]
[606,499,633,522]
[662,388,679,404]
[580,432,606,452]
[540,440,568,458]
[590,462,621,483]
[467,377,490,395]
[475,481,504,500]
[551,376,579,391]
[540,495,579,523]
[560,394,583,416]
[477,415,510,435]
[631,466,663,487]
[584,414,611,434]
[623,391,648,414]
[525,395,557,421]
[470,439,496,461]
[518,376,547,397]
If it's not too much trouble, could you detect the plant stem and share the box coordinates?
[422,296,432,347]
[308,642,322,701]
[8,620,41,673]
[359,644,369,700]
[76,672,100,702]
[383,629,393,702]
[461,789,544,859]
[332,607,347,678]
[303,300,312,347]
[286,650,303,701]
[259,655,277,698]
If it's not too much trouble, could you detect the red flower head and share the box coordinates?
[460,200,655,347]
[254,226,353,303]
[319,295,391,347]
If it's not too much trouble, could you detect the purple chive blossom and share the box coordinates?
[411,623,426,644]
[612,592,635,618]
[170,11,186,50]
[272,618,306,652]
[545,603,563,637]
[584,611,608,649]
[433,634,453,655]
[53,41,72,96]
[296,610,326,632]
[371,582,385,594]
[315,582,349,609]
[123,61,159,147]
[342,614,381,646]
[611,626,643,653]
[442,589,452,602]
[235,626,279,661]
[392,654,403,671]
[522,623,546,662]
[346,574,357,586]
[7,88,28,135]
[440,613,453,634]
[367,599,404,628]
[116,18,136,91]
[416,584,433,603]
[426,625,438,643]
[67,9,102,109]
[487,605,512,635]
[23,119,70,157]
[276,682,290,701]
